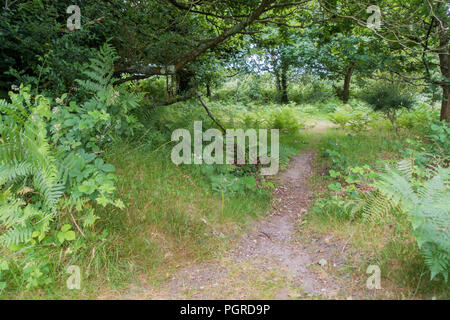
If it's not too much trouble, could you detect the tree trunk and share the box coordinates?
[441,84,450,123]
[176,69,194,95]
[280,65,288,104]
[270,50,282,98]
[438,15,449,122]
[170,75,175,98]
[166,75,173,99]
[342,62,355,103]
[274,71,281,92]
[206,82,211,97]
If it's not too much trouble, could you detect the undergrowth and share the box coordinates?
[307,118,449,299]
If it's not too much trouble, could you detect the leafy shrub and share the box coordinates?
[135,77,168,104]
[320,98,341,113]
[362,83,415,133]
[209,174,257,197]
[269,107,304,134]
[329,103,374,133]
[401,120,450,170]
[51,43,142,153]
[362,83,415,113]
[228,103,304,135]
[398,105,438,132]
[0,43,134,291]
[329,109,352,129]
[321,132,406,186]
[289,78,334,104]
[427,122,450,166]
[347,111,370,133]
[213,74,277,105]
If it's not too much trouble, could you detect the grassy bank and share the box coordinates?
[304,128,448,299]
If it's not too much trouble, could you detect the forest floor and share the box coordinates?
[120,121,388,300]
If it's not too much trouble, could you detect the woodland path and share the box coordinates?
[126,121,373,300]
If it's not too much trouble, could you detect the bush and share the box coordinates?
[329,109,352,129]
[269,107,304,134]
[289,77,334,104]
[362,83,415,112]
[362,83,415,132]
[398,105,438,132]
[329,104,371,133]
[311,198,361,221]
[0,43,135,291]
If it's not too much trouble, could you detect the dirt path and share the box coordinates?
[126,144,359,299]
[226,150,342,298]
[120,121,401,300]
[305,119,338,133]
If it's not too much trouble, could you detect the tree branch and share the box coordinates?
[194,90,227,134]
[116,0,280,83]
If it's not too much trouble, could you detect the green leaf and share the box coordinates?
[57,232,66,244]
[101,164,115,172]
[64,231,76,241]
[0,261,9,271]
[61,224,72,233]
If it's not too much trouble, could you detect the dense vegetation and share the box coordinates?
[0,0,448,299]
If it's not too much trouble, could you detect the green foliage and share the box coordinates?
[209,173,257,197]
[313,122,448,295]
[289,78,335,104]
[329,109,352,129]
[328,103,375,133]
[0,87,63,247]
[1,0,447,299]
[0,87,31,125]
[213,74,277,105]
[0,43,134,292]
[362,83,415,125]
[226,103,305,135]
[322,132,403,171]
[269,107,304,134]
[398,105,439,132]
[51,43,142,153]
[311,197,362,221]
[426,122,450,166]
[375,165,450,282]
[0,0,114,95]
[400,120,450,171]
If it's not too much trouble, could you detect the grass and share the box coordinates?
[304,127,449,299]
[1,141,276,299]
[2,98,446,299]
[1,96,313,299]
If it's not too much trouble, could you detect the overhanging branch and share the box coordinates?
[116,0,304,84]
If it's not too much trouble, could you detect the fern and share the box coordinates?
[75,42,119,95]
[374,165,450,282]
[0,87,65,247]
[0,162,34,185]
[0,196,26,228]
[0,90,30,126]
[361,191,396,223]
[396,157,414,180]
[1,225,34,247]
